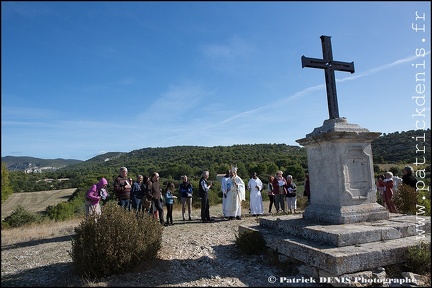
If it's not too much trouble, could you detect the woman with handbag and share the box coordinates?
[286,175,297,214]
[272,171,287,213]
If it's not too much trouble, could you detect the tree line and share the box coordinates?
[2,129,430,197]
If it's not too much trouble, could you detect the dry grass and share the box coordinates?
[0,201,226,247]
[1,188,77,220]
[1,217,79,246]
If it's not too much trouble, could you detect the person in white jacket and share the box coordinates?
[247,172,263,216]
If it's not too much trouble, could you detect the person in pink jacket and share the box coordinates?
[85,178,108,217]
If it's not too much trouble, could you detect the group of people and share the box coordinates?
[200,166,249,222]
[221,167,303,219]
[85,164,420,225]
[84,167,165,225]
[265,171,300,215]
[376,165,418,213]
[84,165,289,225]
[84,167,200,226]
[83,165,311,224]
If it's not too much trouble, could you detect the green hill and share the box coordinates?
[1,156,83,172]
[371,129,430,164]
[2,129,430,181]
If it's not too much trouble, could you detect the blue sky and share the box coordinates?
[2,1,430,161]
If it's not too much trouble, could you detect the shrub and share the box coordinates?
[406,241,431,275]
[46,188,87,221]
[208,189,221,206]
[70,201,164,278]
[235,229,266,255]
[296,194,308,211]
[393,184,417,214]
[46,201,77,221]
[393,184,431,215]
[3,205,43,227]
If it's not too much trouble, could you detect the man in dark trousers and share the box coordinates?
[198,170,213,223]
[147,172,165,225]
[114,167,132,210]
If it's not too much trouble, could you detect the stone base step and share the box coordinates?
[258,213,430,247]
[239,214,431,276]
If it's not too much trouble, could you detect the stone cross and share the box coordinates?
[301,35,355,119]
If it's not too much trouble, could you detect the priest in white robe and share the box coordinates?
[247,172,263,216]
[225,165,245,220]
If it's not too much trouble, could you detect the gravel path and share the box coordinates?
[2,204,302,287]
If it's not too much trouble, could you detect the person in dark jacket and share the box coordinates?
[267,176,275,213]
[147,172,164,225]
[199,170,213,223]
[179,175,193,221]
[303,173,310,205]
[114,167,132,210]
[130,175,144,212]
[402,166,418,188]
[285,175,297,214]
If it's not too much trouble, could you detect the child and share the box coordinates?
[165,182,177,226]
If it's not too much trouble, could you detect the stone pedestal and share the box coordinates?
[296,118,388,224]
[239,117,430,277]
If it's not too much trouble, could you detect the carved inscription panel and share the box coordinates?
[342,147,372,199]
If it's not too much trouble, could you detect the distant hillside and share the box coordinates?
[371,129,430,164]
[56,144,307,182]
[1,156,83,172]
[2,129,430,173]
[65,130,429,179]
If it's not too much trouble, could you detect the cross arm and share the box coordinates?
[331,61,355,73]
[301,56,327,69]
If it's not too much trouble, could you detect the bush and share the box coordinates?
[3,205,43,227]
[296,193,308,211]
[70,201,164,278]
[393,184,417,214]
[46,201,77,221]
[393,184,431,215]
[235,229,266,255]
[46,188,87,221]
[406,241,431,275]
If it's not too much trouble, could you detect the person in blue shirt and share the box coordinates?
[164,182,177,226]
[179,175,193,221]
[130,175,144,213]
